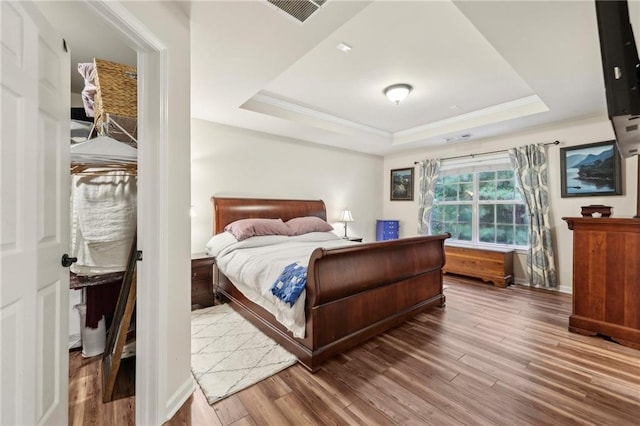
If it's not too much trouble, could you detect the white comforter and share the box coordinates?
[206,232,357,338]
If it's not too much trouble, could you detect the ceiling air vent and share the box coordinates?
[267,0,327,23]
[445,133,472,144]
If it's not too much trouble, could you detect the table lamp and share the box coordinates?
[339,209,354,239]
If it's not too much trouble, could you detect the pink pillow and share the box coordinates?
[286,216,333,236]
[224,218,290,241]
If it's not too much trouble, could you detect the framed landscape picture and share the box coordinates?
[560,140,622,197]
[390,167,414,201]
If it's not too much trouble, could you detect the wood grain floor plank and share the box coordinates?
[271,393,320,425]
[251,374,292,401]
[582,386,640,424]
[463,349,634,425]
[167,391,223,426]
[276,367,357,425]
[341,396,397,426]
[372,335,460,381]
[383,365,499,426]
[447,371,544,426]
[68,276,640,425]
[227,416,257,426]
[373,335,502,391]
[236,383,293,425]
[68,351,135,426]
[334,356,464,426]
[324,360,433,425]
[210,394,248,426]
[300,368,355,408]
[190,390,223,426]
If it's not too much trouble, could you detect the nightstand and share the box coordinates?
[191,253,216,310]
[346,237,363,242]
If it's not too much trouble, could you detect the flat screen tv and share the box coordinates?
[595,0,640,158]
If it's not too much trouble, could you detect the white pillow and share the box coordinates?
[205,232,238,257]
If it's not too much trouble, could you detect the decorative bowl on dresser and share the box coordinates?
[191,253,216,310]
[580,204,612,217]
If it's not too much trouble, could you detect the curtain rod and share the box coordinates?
[414,140,560,165]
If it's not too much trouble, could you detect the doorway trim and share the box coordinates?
[80,1,175,424]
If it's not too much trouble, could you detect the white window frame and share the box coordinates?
[431,153,529,250]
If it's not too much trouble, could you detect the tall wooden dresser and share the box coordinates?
[563,217,640,349]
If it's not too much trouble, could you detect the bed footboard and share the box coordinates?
[307,234,448,306]
[303,234,448,367]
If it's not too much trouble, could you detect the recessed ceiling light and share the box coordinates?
[450,105,461,110]
[336,42,352,53]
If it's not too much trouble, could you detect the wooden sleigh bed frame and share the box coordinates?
[212,197,448,372]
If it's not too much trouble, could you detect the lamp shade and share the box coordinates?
[384,83,412,105]
[339,209,354,222]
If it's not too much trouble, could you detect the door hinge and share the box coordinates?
[136,250,143,261]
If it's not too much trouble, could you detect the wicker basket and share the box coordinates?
[93,58,137,132]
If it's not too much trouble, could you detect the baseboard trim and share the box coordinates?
[514,277,527,286]
[557,284,572,294]
[513,278,572,294]
[164,375,197,423]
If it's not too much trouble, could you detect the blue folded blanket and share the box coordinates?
[270,262,307,306]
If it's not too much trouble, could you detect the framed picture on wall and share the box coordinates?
[560,140,622,197]
[390,167,414,201]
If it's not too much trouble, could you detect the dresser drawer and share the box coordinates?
[192,264,212,283]
[379,231,398,239]
[191,274,213,298]
[376,234,399,241]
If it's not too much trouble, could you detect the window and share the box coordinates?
[430,154,529,248]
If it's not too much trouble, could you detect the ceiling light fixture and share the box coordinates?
[384,83,412,105]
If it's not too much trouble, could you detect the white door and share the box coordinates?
[1,2,70,425]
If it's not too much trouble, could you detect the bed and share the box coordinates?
[211,196,449,372]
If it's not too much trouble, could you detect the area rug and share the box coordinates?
[191,303,297,404]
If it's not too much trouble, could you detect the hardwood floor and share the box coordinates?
[68,352,135,425]
[69,276,640,425]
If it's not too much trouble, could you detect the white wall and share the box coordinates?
[191,119,383,252]
[383,116,638,293]
[71,92,83,107]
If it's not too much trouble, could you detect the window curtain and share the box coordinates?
[508,145,557,288]
[417,159,441,235]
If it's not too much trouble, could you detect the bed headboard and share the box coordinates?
[211,197,327,234]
